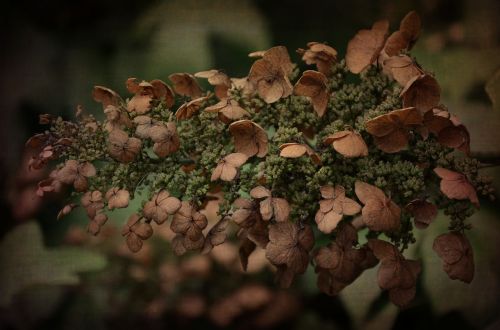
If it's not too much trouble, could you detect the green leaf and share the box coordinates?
[0,222,107,307]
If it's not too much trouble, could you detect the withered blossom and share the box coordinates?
[107,129,142,163]
[168,73,202,98]
[279,143,321,165]
[346,20,389,73]
[204,98,250,123]
[368,239,421,307]
[433,232,474,283]
[250,186,290,222]
[355,181,401,232]
[143,190,181,224]
[297,42,337,76]
[315,185,361,234]
[434,168,479,207]
[265,221,314,288]
[294,70,329,117]
[324,130,368,158]
[149,122,180,158]
[315,223,377,295]
[57,160,96,192]
[105,187,130,210]
[195,69,231,99]
[211,153,248,182]
[175,96,208,120]
[365,107,422,153]
[229,120,268,157]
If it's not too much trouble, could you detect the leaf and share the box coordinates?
[0,222,106,307]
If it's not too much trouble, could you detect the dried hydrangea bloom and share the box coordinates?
[384,11,421,56]
[248,47,294,103]
[107,129,142,163]
[88,213,108,236]
[121,213,153,252]
[294,70,329,117]
[105,187,130,210]
[434,168,479,207]
[143,190,181,224]
[368,239,421,307]
[315,223,377,295]
[56,159,96,192]
[405,199,438,229]
[346,20,389,73]
[433,232,474,283]
[126,79,155,114]
[279,143,321,165]
[92,86,122,108]
[171,201,207,242]
[133,115,155,139]
[175,96,208,120]
[202,217,230,254]
[383,55,423,87]
[265,221,314,287]
[205,98,250,123]
[81,190,104,218]
[365,107,422,153]
[297,42,337,76]
[401,74,441,114]
[324,130,368,158]
[315,185,361,234]
[211,153,248,182]
[149,122,180,158]
[195,70,231,99]
[104,105,132,132]
[229,120,268,157]
[423,108,470,154]
[250,186,290,222]
[168,73,202,98]
[355,181,401,232]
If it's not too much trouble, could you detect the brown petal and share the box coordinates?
[229,120,268,158]
[346,20,389,73]
[169,73,202,98]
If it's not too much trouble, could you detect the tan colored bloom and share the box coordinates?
[315,185,361,234]
[194,70,231,99]
[346,20,389,73]
[205,98,250,123]
[211,153,248,182]
[57,160,96,192]
[401,74,441,114]
[107,129,142,163]
[143,190,181,224]
[229,120,268,158]
[175,96,208,120]
[297,42,337,76]
[355,181,401,232]
[433,232,474,283]
[169,73,202,98]
[149,122,180,158]
[365,107,422,153]
[434,168,479,207]
[265,222,314,287]
[294,70,329,117]
[324,130,368,158]
[250,186,290,222]
[92,86,122,108]
[105,187,130,210]
[368,239,421,307]
[279,143,321,165]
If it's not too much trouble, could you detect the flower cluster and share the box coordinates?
[26,11,494,307]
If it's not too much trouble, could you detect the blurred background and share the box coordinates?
[1,0,500,329]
